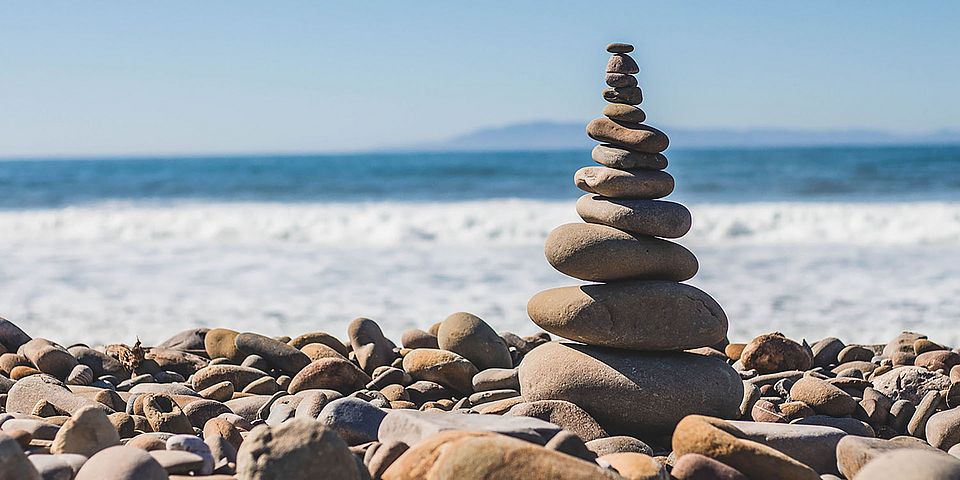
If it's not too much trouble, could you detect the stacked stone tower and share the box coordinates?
[517,43,743,436]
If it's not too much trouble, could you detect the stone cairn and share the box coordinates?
[517,42,744,437]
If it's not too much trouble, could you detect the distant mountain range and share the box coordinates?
[398,121,960,151]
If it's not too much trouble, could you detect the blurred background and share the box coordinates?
[1,1,958,344]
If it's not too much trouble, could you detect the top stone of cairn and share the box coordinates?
[606,42,634,53]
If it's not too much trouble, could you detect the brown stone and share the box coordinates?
[607,54,639,74]
[606,43,634,54]
[288,357,370,395]
[381,431,622,480]
[603,86,643,105]
[740,333,813,374]
[527,282,727,351]
[51,406,121,457]
[576,194,691,238]
[671,453,748,480]
[574,167,673,199]
[587,118,669,153]
[545,223,697,282]
[592,144,667,170]
[401,349,477,394]
[671,415,819,480]
[518,343,742,434]
[790,376,857,416]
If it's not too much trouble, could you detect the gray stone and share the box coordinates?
[167,434,215,475]
[793,415,874,436]
[927,408,960,450]
[149,450,206,475]
[7,375,112,416]
[377,409,562,447]
[584,436,653,456]
[157,328,209,351]
[576,194,691,238]
[0,317,31,353]
[728,421,846,475]
[873,366,950,403]
[317,397,387,446]
[909,390,942,437]
[75,446,168,480]
[0,432,41,480]
[28,455,75,480]
[527,282,727,351]
[471,368,519,392]
[518,342,742,434]
[854,449,960,479]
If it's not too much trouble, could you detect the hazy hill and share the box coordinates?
[401,121,960,151]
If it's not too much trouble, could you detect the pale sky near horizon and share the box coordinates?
[1,1,958,157]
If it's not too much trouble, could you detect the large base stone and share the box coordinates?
[517,342,742,435]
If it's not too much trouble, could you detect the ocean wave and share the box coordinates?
[1,200,958,246]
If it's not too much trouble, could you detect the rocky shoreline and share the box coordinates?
[2,43,959,479]
[3,318,960,479]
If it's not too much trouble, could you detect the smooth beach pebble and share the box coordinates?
[51,406,120,457]
[505,399,608,442]
[518,343,742,434]
[0,432,41,480]
[587,118,669,153]
[835,435,945,479]
[672,453,748,480]
[854,449,960,479]
[401,349,477,395]
[381,430,623,480]
[574,166,674,199]
[602,102,646,122]
[576,195,691,238]
[527,281,727,351]
[76,446,168,480]
[287,357,370,395]
[235,332,311,374]
[544,223,698,282]
[789,376,857,416]
[591,144,667,170]
[436,312,512,371]
[599,452,667,479]
[671,415,820,480]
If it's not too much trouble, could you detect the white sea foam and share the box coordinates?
[1,200,959,246]
[1,200,959,345]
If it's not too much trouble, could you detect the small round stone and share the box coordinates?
[740,333,813,374]
[607,42,634,53]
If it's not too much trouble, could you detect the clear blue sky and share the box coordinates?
[1,1,958,157]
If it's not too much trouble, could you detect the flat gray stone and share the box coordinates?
[377,409,562,447]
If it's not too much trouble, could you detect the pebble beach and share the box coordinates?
[2,42,960,480]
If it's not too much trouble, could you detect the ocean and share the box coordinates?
[2,146,959,346]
